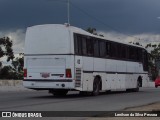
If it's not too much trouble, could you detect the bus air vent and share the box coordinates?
[75,68,81,87]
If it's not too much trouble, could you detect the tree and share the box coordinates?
[0,37,14,79]
[86,27,104,37]
[146,43,160,60]
[11,53,24,79]
[145,43,151,48]
[129,41,142,46]
[146,43,160,80]
[0,66,12,79]
[86,27,97,35]
[0,54,24,79]
[0,37,14,65]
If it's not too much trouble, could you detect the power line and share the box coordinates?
[46,0,66,3]
[70,2,143,41]
[48,0,144,41]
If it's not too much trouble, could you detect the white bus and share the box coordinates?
[23,24,149,96]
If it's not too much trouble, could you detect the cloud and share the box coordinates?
[0,29,25,65]
[98,31,160,47]
[157,17,160,19]
[0,29,25,54]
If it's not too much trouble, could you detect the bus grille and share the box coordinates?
[75,68,81,87]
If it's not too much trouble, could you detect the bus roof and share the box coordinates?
[28,24,145,49]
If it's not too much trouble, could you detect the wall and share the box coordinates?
[0,80,22,86]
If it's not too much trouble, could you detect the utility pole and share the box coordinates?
[67,0,70,24]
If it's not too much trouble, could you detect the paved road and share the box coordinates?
[0,88,160,111]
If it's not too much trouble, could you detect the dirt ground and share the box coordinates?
[87,102,160,120]
[124,102,160,111]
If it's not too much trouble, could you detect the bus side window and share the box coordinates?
[136,48,140,61]
[117,44,122,59]
[128,47,132,59]
[74,34,82,55]
[86,37,93,56]
[129,46,136,60]
[94,39,100,57]
[106,42,111,57]
[142,50,149,71]
[74,34,78,54]
[82,37,87,56]
[139,49,143,62]
[137,48,142,62]
[121,45,127,59]
[100,40,106,57]
[110,42,117,58]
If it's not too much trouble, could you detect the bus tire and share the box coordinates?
[133,80,140,92]
[92,77,101,96]
[126,80,140,92]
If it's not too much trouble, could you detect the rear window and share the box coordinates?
[25,26,70,54]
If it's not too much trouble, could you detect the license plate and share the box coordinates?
[41,73,50,78]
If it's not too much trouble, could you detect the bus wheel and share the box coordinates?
[92,77,100,96]
[51,90,68,96]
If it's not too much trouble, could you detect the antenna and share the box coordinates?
[67,0,70,24]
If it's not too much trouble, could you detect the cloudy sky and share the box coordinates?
[0,0,160,55]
